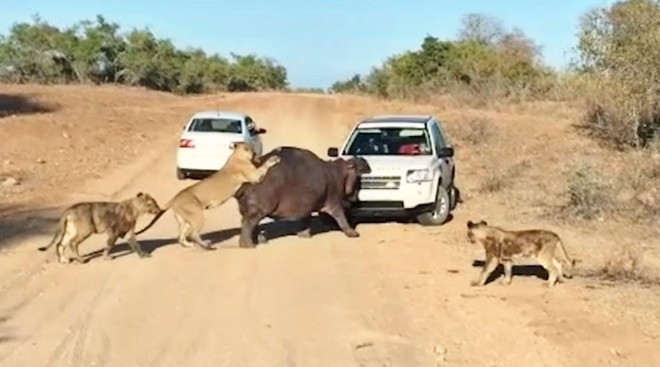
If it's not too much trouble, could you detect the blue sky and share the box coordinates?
[0,0,615,88]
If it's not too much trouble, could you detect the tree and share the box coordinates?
[458,13,505,46]
[576,0,660,147]
[329,15,550,102]
[0,14,289,94]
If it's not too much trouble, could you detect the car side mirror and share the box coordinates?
[437,146,454,158]
[250,127,266,136]
[327,147,339,157]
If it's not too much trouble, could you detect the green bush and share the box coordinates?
[329,13,553,104]
[564,163,613,220]
[0,15,288,94]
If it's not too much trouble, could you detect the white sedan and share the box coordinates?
[176,110,266,180]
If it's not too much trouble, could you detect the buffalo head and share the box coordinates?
[329,156,370,201]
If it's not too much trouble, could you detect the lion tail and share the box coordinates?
[38,214,67,252]
[134,197,174,235]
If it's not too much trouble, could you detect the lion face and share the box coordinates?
[135,192,162,215]
[466,219,488,243]
[230,142,256,162]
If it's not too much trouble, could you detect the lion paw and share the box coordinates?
[265,156,281,167]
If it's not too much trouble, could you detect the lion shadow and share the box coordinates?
[82,210,451,261]
[471,260,550,285]
[83,212,396,261]
[82,226,244,261]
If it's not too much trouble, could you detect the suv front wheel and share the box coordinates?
[176,167,186,180]
[417,186,450,226]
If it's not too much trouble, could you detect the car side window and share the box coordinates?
[429,121,445,156]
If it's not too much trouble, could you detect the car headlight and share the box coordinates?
[406,169,432,183]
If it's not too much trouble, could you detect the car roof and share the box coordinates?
[361,115,432,124]
[189,110,247,120]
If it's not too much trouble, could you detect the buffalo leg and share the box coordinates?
[296,216,312,238]
[323,206,359,238]
[239,214,262,248]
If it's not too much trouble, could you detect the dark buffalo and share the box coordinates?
[234,146,371,248]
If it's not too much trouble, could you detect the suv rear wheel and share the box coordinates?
[417,186,450,226]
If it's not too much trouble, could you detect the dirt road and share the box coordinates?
[0,92,658,367]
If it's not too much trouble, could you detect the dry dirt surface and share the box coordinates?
[0,85,659,367]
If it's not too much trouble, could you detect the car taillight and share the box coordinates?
[179,139,195,148]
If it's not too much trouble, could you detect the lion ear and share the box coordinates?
[137,192,144,197]
[467,220,474,228]
[480,220,488,226]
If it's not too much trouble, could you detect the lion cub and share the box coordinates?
[466,220,577,287]
[38,192,162,264]
[135,142,280,249]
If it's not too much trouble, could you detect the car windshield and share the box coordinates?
[188,118,242,133]
[344,127,432,156]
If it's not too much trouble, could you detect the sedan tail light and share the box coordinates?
[179,139,195,148]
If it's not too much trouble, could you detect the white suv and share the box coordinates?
[328,115,458,225]
[176,111,266,180]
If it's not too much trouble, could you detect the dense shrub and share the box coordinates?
[0,15,288,94]
[575,0,660,148]
[329,13,554,104]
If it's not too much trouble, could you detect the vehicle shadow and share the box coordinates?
[471,260,549,285]
[0,204,62,250]
[0,93,58,118]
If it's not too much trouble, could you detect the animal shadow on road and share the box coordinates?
[83,228,243,261]
[471,260,549,285]
[0,93,57,118]
[82,212,434,261]
[0,204,62,250]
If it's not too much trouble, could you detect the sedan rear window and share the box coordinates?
[188,118,242,133]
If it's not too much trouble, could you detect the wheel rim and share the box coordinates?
[432,193,448,219]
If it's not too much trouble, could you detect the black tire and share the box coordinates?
[176,168,186,180]
[417,185,451,226]
[448,185,458,211]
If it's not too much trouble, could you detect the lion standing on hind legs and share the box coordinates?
[135,142,281,250]
[466,220,578,288]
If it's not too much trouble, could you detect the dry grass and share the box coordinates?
[561,162,615,220]
[478,159,531,193]
[454,117,498,146]
[598,243,659,285]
